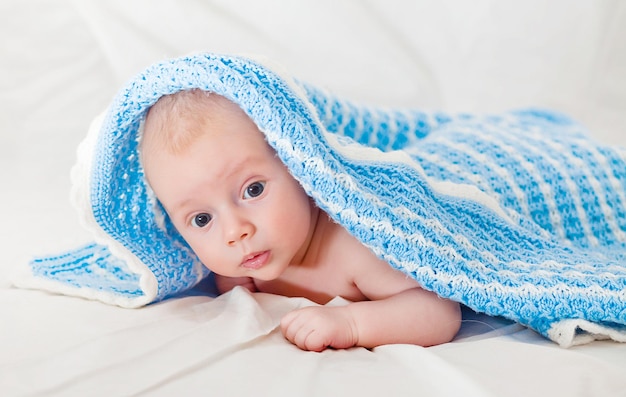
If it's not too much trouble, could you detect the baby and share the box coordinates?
[141,89,461,352]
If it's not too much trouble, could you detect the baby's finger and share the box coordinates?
[279,310,298,337]
[281,311,323,351]
[295,327,320,351]
[280,310,304,342]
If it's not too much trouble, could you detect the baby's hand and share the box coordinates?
[280,306,359,352]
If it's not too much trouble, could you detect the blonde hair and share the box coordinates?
[141,89,234,156]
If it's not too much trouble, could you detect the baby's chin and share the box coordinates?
[247,263,289,282]
[245,269,282,282]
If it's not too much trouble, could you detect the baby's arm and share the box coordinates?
[343,287,460,348]
[280,259,461,351]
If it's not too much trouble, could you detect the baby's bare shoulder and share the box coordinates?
[323,223,420,299]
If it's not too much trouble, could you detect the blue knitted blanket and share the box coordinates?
[25,53,626,347]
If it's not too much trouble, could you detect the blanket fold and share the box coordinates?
[20,53,626,347]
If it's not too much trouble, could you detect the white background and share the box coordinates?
[1,1,626,396]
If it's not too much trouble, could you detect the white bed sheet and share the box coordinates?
[2,1,626,396]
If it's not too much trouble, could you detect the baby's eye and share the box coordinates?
[191,213,212,228]
[243,181,266,199]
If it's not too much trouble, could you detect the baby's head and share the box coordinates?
[141,89,229,156]
[140,90,318,279]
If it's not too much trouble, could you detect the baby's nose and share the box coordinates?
[227,231,250,246]
[224,214,255,246]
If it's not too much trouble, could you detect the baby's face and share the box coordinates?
[143,104,317,280]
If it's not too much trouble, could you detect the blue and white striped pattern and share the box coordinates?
[29,53,626,346]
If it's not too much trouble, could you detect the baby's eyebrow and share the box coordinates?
[170,198,194,213]
[169,155,262,213]
[220,154,269,186]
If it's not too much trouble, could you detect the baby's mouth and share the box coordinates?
[240,250,270,270]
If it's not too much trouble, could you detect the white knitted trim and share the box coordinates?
[548,319,626,347]
[68,112,156,308]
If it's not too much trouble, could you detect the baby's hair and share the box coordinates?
[141,89,234,155]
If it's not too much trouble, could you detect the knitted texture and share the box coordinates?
[27,53,626,346]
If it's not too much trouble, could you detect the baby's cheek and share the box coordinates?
[185,241,212,267]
